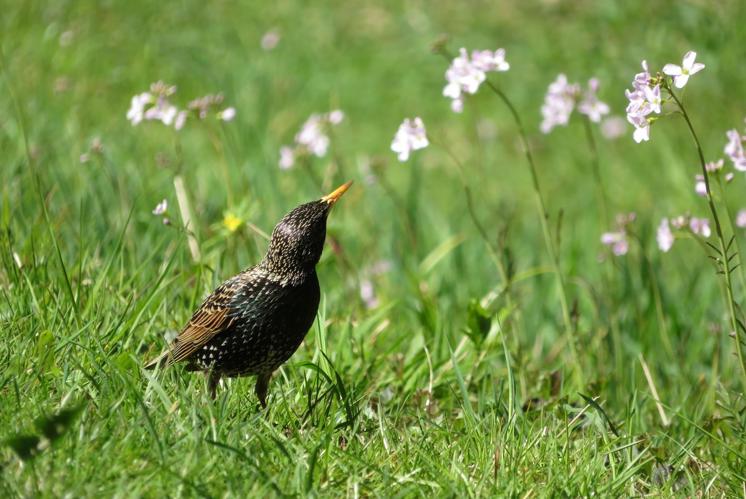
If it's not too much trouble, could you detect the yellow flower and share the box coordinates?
[223,212,242,232]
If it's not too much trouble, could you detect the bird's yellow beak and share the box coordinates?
[321,181,352,205]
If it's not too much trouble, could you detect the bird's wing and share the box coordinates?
[168,276,244,364]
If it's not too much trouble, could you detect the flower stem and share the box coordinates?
[439,142,512,289]
[483,79,580,381]
[666,83,746,392]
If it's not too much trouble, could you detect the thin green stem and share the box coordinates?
[666,83,746,392]
[438,143,511,289]
[483,79,580,380]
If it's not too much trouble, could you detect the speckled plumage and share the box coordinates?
[146,182,351,406]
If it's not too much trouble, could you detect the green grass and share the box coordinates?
[2,0,746,496]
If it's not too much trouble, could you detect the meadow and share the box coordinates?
[2,0,746,496]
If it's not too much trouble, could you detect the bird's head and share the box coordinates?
[264,181,351,279]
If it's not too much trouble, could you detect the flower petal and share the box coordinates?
[662,64,682,76]
[689,62,705,75]
[633,125,649,143]
[673,74,690,88]
[682,51,697,70]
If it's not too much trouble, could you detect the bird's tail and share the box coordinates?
[144,350,171,370]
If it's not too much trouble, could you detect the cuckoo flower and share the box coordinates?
[540,74,579,133]
[601,212,635,256]
[663,51,705,89]
[737,210,746,228]
[725,129,746,171]
[657,218,674,252]
[443,47,509,113]
[278,110,344,169]
[577,78,610,123]
[391,117,429,162]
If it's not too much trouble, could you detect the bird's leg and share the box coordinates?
[205,370,220,400]
[255,372,272,409]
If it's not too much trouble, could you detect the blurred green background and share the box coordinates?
[2,0,745,495]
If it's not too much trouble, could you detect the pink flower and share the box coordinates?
[443,48,485,99]
[126,92,153,125]
[152,199,168,216]
[662,51,705,89]
[359,279,379,309]
[600,212,635,256]
[694,174,707,197]
[705,159,724,172]
[279,146,295,170]
[540,74,578,133]
[443,47,509,113]
[391,117,428,162]
[657,218,674,252]
[577,78,610,123]
[219,107,236,121]
[174,110,187,130]
[296,114,330,157]
[600,231,629,256]
[725,129,746,171]
[625,61,659,143]
[470,49,510,72]
[278,110,344,169]
[327,109,345,125]
[737,209,746,228]
[689,217,711,237]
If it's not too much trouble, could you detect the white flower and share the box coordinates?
[279,146,295,170]
[296,115,330,157]
[657,218,674,252]
[152,199,168,216]
[643,85,662,114]
[628,113,650,143]
[625,61,661,143]
[143,96,179,126]
[633,60,651,91]
[689,217,711,237]
[359,279,379,309]
[726,172,735,183]
[126,92,153,125]
[671,216,687,229]
[577,78,610,123]
[695,174,707,197]
[443,47,509,112]
[470,49,510,72]
[663,51,705,89]
[391,117,428,162]
[443,48,485,101]
[737,209,746,228]
[278,111,343,169]
[600,231,629,256]
[705,159,724,172]
[327,109,345,125]
[725,129,746,171]
[450,96,464,113]
[174,110,187,130]
[540,74,578,133]
[219,107,236,121]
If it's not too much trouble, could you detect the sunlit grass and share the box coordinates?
[1,0,746,495]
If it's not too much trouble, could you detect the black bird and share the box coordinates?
[146,181,352,407]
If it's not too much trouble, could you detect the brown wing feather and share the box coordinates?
[168,278,241,363]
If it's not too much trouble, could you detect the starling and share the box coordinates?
[145,181,352,407]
